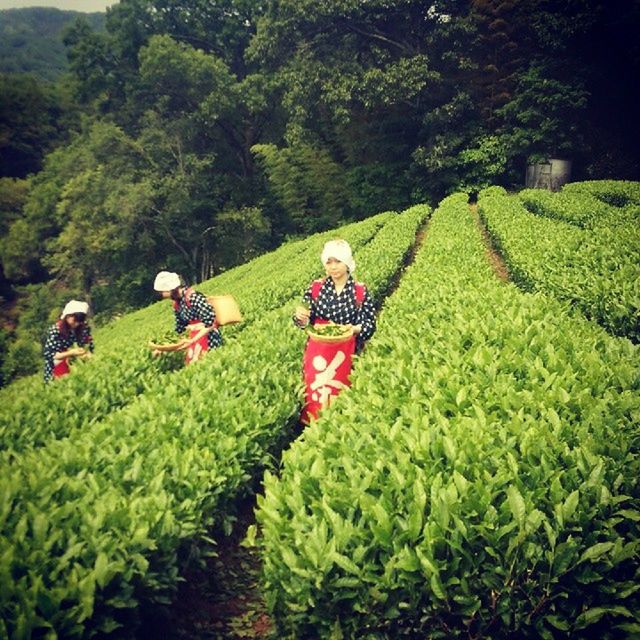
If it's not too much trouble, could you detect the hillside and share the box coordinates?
[0,7,105,80]
[0,181,638,638]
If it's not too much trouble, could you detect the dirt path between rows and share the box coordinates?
[469,203,510,282]
[143,495,273,639]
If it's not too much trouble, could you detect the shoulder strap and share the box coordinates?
[354,282,366,308]
[310,279,325,301]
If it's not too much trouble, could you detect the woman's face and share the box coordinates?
[65,313,86,329]
[160,288,180,300]
[324,257,348,280]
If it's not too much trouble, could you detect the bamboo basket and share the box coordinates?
[207,294,243,325]
[148,339,188,352]
[306,324,353,343]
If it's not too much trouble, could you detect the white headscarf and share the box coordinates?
[153,271,181,291]
[321,239,356,273]
[60,300,90,319]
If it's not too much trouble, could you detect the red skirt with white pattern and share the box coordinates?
[301,319,356,424]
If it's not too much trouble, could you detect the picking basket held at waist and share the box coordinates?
[307,322,354,343]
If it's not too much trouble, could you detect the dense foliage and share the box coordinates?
[257,193,640,639]
[0,73,81,182]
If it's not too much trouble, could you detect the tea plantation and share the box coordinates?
[1,181,639,639]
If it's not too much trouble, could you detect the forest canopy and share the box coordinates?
[0,0,638,384]
[0,8,105,80]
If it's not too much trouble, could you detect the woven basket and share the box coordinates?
[148,339,187,352]
[207,294,243,325]
[307,324,353,343]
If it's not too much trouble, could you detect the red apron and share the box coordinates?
[52,357,70,379]
[185,321,210,365]
[175,289,217,365]
[301,319,357,424]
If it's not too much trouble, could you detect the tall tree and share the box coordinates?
[0,74,78,178]
[0,138,86,284]
[64,0,265,119]
[413,0,594,192]
[133,34,273,279]
[0,177,29,299]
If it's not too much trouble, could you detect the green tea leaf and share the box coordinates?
[507,485,525,525]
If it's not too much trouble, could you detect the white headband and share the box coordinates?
[321,240,355,273]
[154,271,181,292]
[60,300,89,319]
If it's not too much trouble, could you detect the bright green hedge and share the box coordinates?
[479,189,639,342]
[518,188,636,229]
[257,193,640,639]
[562,180,640,207]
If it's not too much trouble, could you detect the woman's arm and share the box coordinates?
[184,291,217,346]
[353,289,376,340]
[43,326,84,361]
[293,287,314,328]
[56,346,87,359]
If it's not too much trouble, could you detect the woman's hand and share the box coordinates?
[54,346,86,362]
[172,337,191,351]
[351,324,362,335]
[179,328,209,351]
[295,306,310,326]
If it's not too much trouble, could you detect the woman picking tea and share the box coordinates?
[43,300,94,382]
[294,239,376,423]
[153,271,223,364]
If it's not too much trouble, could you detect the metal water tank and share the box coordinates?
[525,158,572,191]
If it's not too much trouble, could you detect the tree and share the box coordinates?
[0,177,29,298]
[0,73,78,178]
[252,142,352,233]
[63,17,120,107]
[64,0,266,119]
[247,1,475,204]
[413,0,595,192]
[497,61,588,163]
[468,0,529,125]
[0,136,89,284]
[134,34,265,280]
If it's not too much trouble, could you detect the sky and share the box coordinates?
[0,0,117,11]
